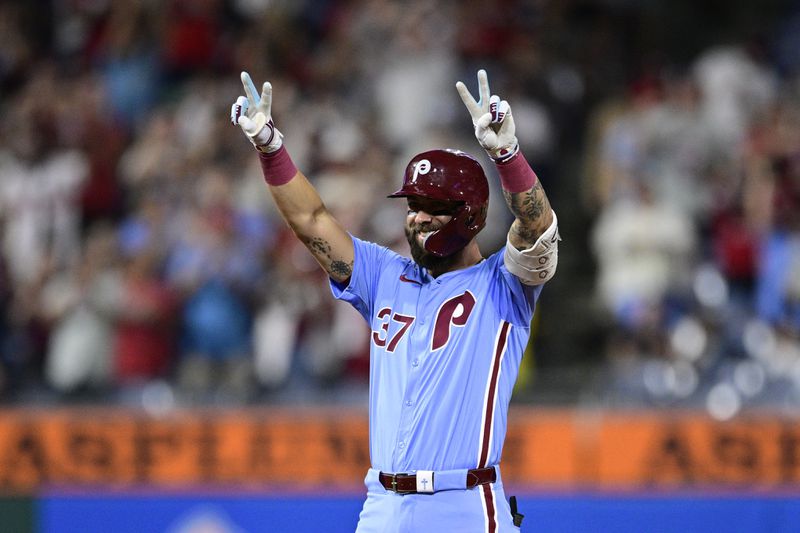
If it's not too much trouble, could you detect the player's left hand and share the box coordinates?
[456,69,519,163]
[231,71,283,153]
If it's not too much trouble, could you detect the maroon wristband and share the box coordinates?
[258,145,298,186]
[495,150,538,193]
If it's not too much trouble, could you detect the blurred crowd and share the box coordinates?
[0,0,798,414]
[584,40,800,416]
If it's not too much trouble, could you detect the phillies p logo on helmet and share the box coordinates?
[388,149,490,257]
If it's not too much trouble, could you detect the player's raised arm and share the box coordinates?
[456,69,560,285]
[232,72,354,283]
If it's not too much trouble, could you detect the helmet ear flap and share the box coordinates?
[463,203,487,232]
[423,203,487,257]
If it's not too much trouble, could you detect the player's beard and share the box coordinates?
[405,225,461,274]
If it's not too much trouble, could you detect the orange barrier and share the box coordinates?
[0,408,798,494]
[507,410,800,489]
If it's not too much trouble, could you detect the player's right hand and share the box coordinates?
[231,71,283,153]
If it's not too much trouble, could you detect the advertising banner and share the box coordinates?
[0,408,798,493]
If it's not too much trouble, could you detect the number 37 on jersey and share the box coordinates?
[371,291,476,353]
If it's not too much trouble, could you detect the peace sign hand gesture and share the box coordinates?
[231,71,283,153]
[456,69,519,163]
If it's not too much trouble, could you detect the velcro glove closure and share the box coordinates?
[239,113,283,153]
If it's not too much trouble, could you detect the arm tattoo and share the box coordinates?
[330,260,353,278]
[301,236,353,279]
[305,236,331,256]
[503,181,552,247]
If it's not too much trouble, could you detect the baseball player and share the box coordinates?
[232,68,559,532]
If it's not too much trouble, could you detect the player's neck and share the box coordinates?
[428,243,483,278]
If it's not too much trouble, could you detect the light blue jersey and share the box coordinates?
[331,236,542,532]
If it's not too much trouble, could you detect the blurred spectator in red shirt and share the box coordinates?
[114,240,177,387]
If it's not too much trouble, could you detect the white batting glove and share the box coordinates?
[230,71,283,153]
[456,69,519,163]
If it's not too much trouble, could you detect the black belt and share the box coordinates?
[379,467,496,494]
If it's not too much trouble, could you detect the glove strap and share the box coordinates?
[495,149,537,193]
[258,145,297,186]
[491,142,520,164]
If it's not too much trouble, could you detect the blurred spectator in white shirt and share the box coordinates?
[592,183,697,329]
[0,106,88,287]
[40,224,121,396]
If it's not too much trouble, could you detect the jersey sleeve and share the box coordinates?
[490,245,544,326]
[329,235,396,322]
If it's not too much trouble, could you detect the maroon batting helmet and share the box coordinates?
[388,149,489,257]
